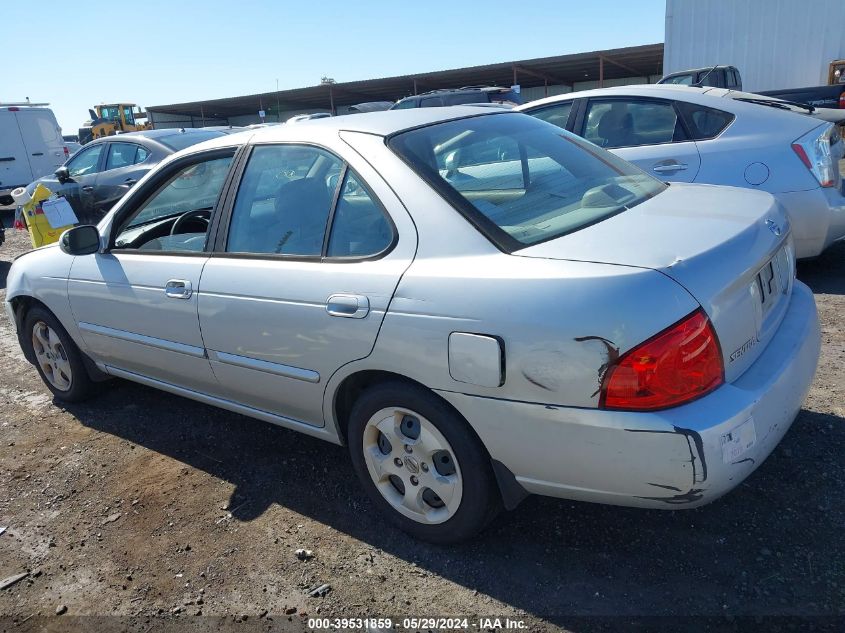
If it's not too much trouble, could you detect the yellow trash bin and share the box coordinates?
[20,184,76,248]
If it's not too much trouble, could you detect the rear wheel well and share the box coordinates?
[334,371,425,443]
[335,370,529,512]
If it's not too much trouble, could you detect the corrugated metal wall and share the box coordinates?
[665,0,845,92]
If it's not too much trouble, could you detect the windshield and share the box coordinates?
[158,130,225,151]
[389,113,666,249]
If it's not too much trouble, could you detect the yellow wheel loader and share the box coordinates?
[78,104,151,144]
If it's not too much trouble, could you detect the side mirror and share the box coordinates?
[55,166,70,182]
[60,225,100,256]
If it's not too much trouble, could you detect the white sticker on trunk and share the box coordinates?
[721,417,757,464]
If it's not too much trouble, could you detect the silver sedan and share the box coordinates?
[517,85,845,259]
[5,107,820,543]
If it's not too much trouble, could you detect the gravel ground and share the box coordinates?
[0,217,843,632]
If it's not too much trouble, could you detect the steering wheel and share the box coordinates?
[170,209,211,236]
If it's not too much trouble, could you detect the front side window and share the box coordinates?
[389,113,665,249]
[113,154,234,252]
[66,144,104,177]
[99,106,120,121]
[528,101,574,130]
[583,99,683,148]
[227,145,342,256]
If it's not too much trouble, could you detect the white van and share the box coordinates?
[0,105,67,206]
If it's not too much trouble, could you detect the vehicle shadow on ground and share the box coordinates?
[798,241,845,295]
[65,385,845,622]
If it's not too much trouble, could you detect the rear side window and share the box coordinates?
[227,145,341,256]
[675,102,735,140]
[444,93,487,106]
[528,102,574,130]
[420,96,444,107]
[226,145,392,259]
[326,171,392,257]
[583,99,685,148]
[726,69,739,88]
[105,143,146,170]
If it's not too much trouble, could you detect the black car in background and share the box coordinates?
[27,128,225,224]
[390,86,522,110]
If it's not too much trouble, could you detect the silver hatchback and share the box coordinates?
[6,107,820,542]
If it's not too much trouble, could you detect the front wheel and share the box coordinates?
[347,382,501,543]
[23,306,97,402]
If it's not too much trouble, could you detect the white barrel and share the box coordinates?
[11,187,32,205]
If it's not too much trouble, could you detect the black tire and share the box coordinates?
[22,306,97,402]
[347,381,501,544]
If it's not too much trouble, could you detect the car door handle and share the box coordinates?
[124,178,137,186]
[652,162,688,173]
[81,185,94,192]
[326,294,369,318]
[31,152,44,156]
[0,156,15,162]
[165,279,193,299]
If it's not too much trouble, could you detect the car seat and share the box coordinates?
[596,105,635,148]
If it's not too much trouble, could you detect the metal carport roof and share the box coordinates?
[148,43,663,120]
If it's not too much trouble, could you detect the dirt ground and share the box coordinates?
[0,215,843,633]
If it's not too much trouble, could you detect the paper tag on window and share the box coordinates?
[41,197,78,228]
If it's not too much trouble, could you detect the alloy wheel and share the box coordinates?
[31,321,73,391]
[362,407,463,524]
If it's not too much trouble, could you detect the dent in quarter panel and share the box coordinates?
[370,254,698,408]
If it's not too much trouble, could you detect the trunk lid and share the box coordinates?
[516,183,795,383]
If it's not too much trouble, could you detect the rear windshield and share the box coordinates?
[388,113,665,249]
[158,130,224,151]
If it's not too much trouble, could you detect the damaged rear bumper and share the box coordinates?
[437,282,820,509]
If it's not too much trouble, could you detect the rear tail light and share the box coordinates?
[839,92,845,109]
[792,123,836,187]
[600,309,724,411]
[63,146,70,158]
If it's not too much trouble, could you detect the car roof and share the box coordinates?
[516,85,822,131]
[183,105,509,154]
[115,128,225,141]
[74,128,226,153]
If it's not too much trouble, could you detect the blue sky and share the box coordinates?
[2,0,665,132]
